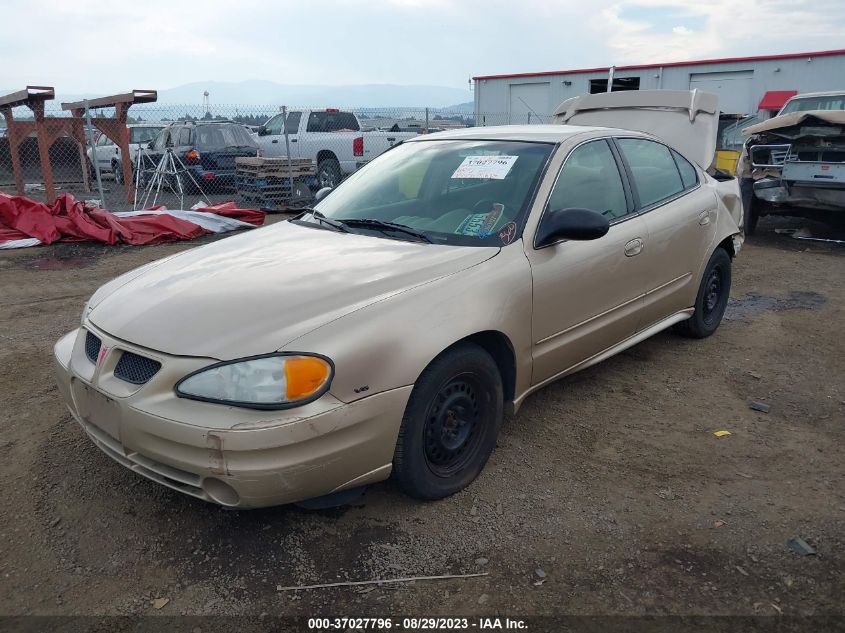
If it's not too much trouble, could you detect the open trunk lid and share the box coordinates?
[553,89,719,169]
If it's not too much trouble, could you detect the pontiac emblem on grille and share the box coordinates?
[97,346,109,367]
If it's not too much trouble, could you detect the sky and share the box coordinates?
[1,0,844,94]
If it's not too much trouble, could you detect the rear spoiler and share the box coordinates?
[553,90,720,169]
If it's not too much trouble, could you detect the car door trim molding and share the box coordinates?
[534,292,645,346]
[519,308,694,407]
[644,272,692,297]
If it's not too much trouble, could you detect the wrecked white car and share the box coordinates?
[738,91,845,233]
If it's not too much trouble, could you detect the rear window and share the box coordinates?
[780,95,845,114]
[306,111,360,133]
[130,127,162,144]
[193,124,257,150]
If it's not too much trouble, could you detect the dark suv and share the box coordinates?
[146,121,258,193]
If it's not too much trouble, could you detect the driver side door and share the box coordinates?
[256,113,285,157]
[526,139,650,386]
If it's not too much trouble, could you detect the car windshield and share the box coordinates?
[130,127,162,144]
[312,139,554,246]
[194,124,258,150]
[780,95,845,114]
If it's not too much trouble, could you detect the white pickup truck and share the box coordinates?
[255,109,418,188]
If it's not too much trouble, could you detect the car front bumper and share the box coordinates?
[54,326,411,508]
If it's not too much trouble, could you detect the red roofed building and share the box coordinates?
[471,49,845,125]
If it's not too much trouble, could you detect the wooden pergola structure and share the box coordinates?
[0,86,86,204]
[62,89,157,203]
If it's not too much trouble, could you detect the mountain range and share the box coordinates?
[4,81,473,110]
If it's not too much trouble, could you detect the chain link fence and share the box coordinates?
[0,103,515,212]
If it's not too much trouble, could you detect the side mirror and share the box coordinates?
[257,125,267,136]
[314,187,333,203]
[146,141,154,149]
[535,207,610,247]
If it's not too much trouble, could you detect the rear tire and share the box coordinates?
[317,158,342,189]
[675,248,732,339]
[393,343,503,500]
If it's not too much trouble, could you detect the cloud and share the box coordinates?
[598,0,845,65]
[0,0,842,96]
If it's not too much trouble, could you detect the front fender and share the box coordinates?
[282,243,534,405]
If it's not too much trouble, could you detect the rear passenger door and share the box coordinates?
[614,137,716,330]
[527,139,651,386]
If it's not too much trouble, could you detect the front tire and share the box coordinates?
[675,247,732,339]
[393,343,503,500]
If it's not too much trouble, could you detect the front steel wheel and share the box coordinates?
[394,343,503,500]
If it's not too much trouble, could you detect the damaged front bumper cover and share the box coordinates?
[54,327,411,508]
[753,176,845,211]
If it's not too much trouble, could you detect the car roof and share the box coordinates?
[166,120,240,127]
[407,124,619,144]
[128,123,165,128]
[785,90,845,100]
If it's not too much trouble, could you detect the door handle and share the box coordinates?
[624,238,644,257]
[291,139,297,142]
[271,139,278,143]
[698,209,711,226]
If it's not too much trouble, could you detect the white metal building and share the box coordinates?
[472,49,845,124]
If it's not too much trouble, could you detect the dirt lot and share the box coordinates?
[0,214,843,629]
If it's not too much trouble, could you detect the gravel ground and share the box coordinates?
[0,213,843,628]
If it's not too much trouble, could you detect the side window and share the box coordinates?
[177,127,192,146]
[153,129,168,151]
[617,138,684,207]
[96,134,111,147]
[264,114,283,135]
[671,149,698,190]
[284,111,301,134]
[546,140,628,220]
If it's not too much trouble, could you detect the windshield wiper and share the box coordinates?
[337,218,432,243]
[296,208,350,233]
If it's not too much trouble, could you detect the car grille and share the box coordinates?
[84,331,101,363]
[114,352,161,385]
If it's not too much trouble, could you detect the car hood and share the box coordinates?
[88,221,498,359]
[554,89,719,169]
[742,109,845,137]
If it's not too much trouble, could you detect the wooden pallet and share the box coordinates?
[235,157,315,179]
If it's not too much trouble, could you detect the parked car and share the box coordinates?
[86,124,165,183]
[54,90,742,509]
[144,121,259,193]
[254,109,418,189]
[737,90,845,233]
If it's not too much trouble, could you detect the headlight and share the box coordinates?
[175,353,333,409]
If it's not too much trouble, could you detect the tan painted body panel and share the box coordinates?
[87,221,497,360]
[55,122,742,508]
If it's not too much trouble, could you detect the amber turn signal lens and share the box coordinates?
[285,356,331,400]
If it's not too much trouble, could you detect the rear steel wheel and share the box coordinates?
[675,247,732,338]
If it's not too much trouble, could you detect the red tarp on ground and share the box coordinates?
[0,193,265,246]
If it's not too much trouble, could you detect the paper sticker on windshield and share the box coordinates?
[455,203,504,237]
[452,155,518,180]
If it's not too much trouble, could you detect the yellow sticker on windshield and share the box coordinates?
[452,155,518,180]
